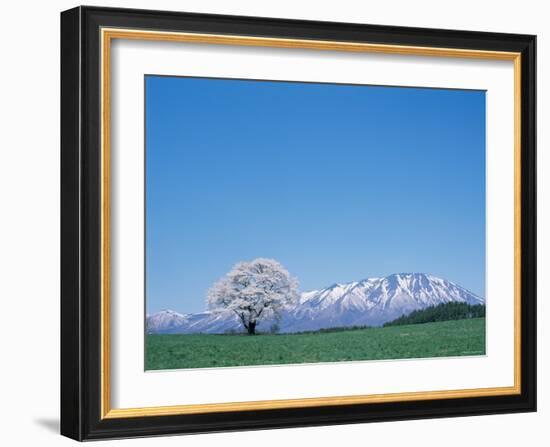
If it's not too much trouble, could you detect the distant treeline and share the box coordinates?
[383,302,485,327]
[288,324,373,335]
[224,324,372,336]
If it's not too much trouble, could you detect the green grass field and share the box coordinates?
[145,318,485,370]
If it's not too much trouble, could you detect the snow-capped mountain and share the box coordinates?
[146,309,188,333]
[145,310,242,334]
[283,273,483,331]
[146,273,484,334]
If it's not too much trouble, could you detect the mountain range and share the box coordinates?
[146,273,484,334]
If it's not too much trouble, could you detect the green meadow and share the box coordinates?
[145,317,485,370]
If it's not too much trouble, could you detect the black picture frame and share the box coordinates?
[61,5,536,441]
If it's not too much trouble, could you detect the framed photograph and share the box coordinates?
[60,6,536,441]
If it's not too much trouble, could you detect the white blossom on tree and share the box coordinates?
[207,258,299,335]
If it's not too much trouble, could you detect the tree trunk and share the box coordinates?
[247,321,257,335]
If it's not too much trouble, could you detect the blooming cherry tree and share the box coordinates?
[207,258,299,335]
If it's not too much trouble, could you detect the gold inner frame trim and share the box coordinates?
[100,27,522,419]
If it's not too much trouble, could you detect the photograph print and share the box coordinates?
[145,75,486,371]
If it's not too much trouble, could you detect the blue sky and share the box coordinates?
[145,76,486,314]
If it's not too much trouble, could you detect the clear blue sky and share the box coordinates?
[145,75,485,314]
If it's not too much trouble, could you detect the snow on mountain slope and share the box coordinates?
[146,310,188,333]
[146,273,484,334]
